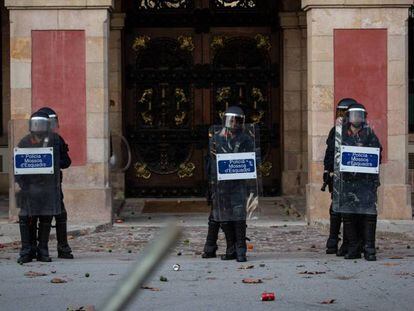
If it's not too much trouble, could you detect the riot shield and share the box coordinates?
[209,124,261,222]
[332,119,381,215]
[11,119,62,217]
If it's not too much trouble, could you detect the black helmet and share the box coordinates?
[38,107,58,130]
[29,111,50,134]
[336,98,357,118]
[346,102,367,128]
[224,106,245,130]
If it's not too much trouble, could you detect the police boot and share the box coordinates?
[29,216,38,257]
[343,214,361,259]
[55,211,74,259]
[17,217,36,264]
[363,215,377,261]
[220,222,236,260]
[234,221,247,262]
[37,217,52,262]
[202,216,220,259]
[326,205,341,254]
[336,220,348,256]
[356,215,365,254]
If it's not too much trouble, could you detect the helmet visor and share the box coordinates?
[348,109,366,125]
[224,114,245,129]
[48,115,59,130]
[29,116,50,134]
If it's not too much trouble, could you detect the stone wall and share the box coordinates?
[0,2,10,194]
[6,0,114,223]
[303,0,413,221]
[280,12,308,195]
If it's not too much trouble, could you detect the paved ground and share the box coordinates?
[1,218,414,311]
[1,197,413,310]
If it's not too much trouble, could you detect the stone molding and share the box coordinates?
[5,0,114,10]
[302,0,414,10]
[279,12,307,29]
[110,13,125,30]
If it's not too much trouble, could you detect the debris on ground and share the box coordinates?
[389,256,404,259]
[335,275,354,280]
[238,264,254,270]
[298,271,326,275]
[173,264,181,271]
[51,278,67,283]
[261,292,275,301]
[141,286,160,291]
[394,272,414,278]
[160,276,168,282]
[66,305,95,311]
[24,271,47,278]
[242,278,262,284]
[320,299,335,304]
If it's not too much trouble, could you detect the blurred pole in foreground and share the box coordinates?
[100,222,181,311]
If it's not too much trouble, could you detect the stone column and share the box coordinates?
[280,12,308,195]
[0,4,10,194]
[6,0,114,223]
[109,13,125,201]
[302,0,413,222]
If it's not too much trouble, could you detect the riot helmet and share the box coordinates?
[223,106,245,130]
[336,98,357,119]
[38,107,58,130]
[346,103,367,128]
[29,111,50,134]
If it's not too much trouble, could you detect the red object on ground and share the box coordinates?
[261,292,275,301]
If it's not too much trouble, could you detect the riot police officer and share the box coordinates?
[208,106,258,262]
[323,98,357,255]
[38,107,73,259]
[16,111,61,263]
[335,103,382,261]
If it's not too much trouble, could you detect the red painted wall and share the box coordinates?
[32,30,86,166]
[334,29,387,161]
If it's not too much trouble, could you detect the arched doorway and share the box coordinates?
[123,0,281,198]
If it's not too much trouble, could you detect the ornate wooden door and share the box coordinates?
[124,0,280,197]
